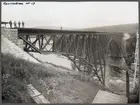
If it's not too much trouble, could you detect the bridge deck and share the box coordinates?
[16,28,122,35]
[92,90,127,103]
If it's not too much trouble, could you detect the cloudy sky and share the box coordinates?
[1,1,138,29]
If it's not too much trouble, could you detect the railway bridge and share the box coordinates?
[2,27,135,103]
[17,28,126,86]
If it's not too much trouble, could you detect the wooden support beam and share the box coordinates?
[28,36,32,51]
[52,35,56,52]
[55,35,64,51]
[81,35,85,57]
[68,35,75,53]
[75,35,79,56]
[41,36,53,50]
[28,35,35,51]
[25,35,29,48]
[38,35,41,50]
[132,31,139,88]
[92,35,104,84]
[98,41,104,83]
[126,70,129,99]
[67,55,81,72]
[40,35,44,49]
[73,35,76,61]
[27,84,50,104]
[27,35,40,49]
[65,36,69,53]
[19,35,41,53]
[60,35,64,52]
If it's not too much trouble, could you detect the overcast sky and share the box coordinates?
[1,1,138,29]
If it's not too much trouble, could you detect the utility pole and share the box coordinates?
[132,30,139,89]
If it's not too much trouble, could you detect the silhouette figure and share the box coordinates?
[9,20,12,28]
[14,21,17,28]
[22,21,24,28]
[4,23,6,27]
[18,21,21,28]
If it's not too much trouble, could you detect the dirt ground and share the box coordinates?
[27,52,103,103]
[31,63,103,103]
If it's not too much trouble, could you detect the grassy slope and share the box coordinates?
[80,23,138,33]
[1,53,56,103]
[2,51,139,103]
[2,53,104,103]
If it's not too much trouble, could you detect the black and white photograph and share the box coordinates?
[1,1,139,104]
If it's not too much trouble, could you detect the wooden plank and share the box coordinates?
[27,84,50,104]
[27,84,41,97]
[32,95,50,104]
[92,90,127,103]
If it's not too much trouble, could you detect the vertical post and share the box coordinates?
[126,69,129,101]
[78,35,81,70]
[93,35,98,78]
[132,31,139,88]
[38,35,41,50]
[73,35,76,61]
[28,36,33,51]
[60,35,63,52]
[103,35,109,85]
[25,35,29,50]
[52,35,55,52]
[66,35,68,53]
[41,35,44,50]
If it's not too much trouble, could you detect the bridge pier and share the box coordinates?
[1,28,24,49]
[105,56,127,95]
[105,35,130,98]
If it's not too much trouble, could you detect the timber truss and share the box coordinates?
[18,28,123,85]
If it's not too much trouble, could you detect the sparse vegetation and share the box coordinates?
[1,53,55,103]
[1,53,103,103]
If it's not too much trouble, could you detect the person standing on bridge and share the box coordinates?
[9,20,12,28]
[14,21,17,28]
[18,21,21,28]
[22,21,24,28]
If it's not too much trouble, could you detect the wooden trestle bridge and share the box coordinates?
[18,28,124,85]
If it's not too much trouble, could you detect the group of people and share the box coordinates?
[9,20,25,28]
